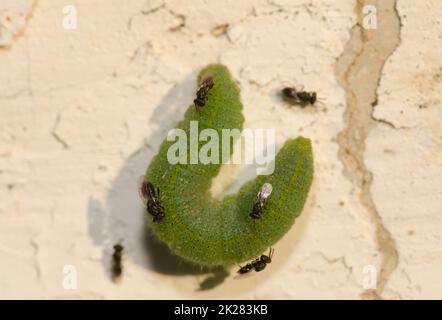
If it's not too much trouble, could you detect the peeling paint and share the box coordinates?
[335,0,402,299]
[1,0,440,299]
[0,0,37,48]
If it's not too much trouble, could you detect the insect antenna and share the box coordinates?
[315,95,326,107]
[269,247,274,260]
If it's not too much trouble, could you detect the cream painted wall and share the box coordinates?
[0,0,441,299]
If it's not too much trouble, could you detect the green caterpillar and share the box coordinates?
[143,64,313,267]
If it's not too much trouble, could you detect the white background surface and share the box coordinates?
[0,0,441,299]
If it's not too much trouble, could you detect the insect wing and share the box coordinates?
[137,176,148,204]
[258,183,273,200]
[138,177,156,204]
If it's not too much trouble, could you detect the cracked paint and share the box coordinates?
[0,0,36,48]
[335,0,401,299]
[51,111,69,149]
[365,0,442,299]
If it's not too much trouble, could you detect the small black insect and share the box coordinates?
[194,76,214,108]
[250,183,273,219]
[112,243,124,282]
[237,248,275,275]
[237,262,254,274]
[282,87,317,107]
[139,180,165,223]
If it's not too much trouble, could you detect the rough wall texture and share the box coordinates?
[0,0,440,299]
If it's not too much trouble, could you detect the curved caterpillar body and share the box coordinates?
[142,64,314,267]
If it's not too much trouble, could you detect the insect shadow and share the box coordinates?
[87,73,228,291]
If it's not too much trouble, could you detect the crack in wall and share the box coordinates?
[127,1,165,31]
[315,252,354,280]
[0,0,37,48]
[30,232,42,282]
[51,111,69,149]
[334,0,402,299]
[127,2,186,33]
[167,9,186,32]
